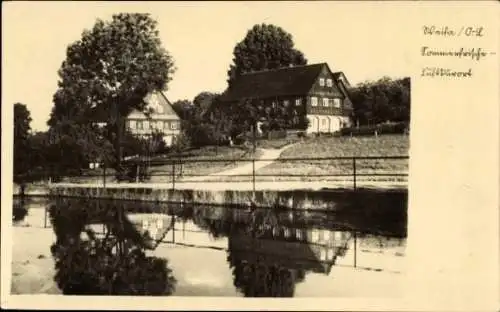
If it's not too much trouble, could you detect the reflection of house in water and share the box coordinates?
[228,225,351,275]
[226,223,352,297]
[187,205,354,297]
[193,205,352,273]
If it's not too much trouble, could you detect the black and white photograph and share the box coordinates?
[2,1,498,310]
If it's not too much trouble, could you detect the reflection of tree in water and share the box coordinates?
[192,205,282,239]
[227,254,306,297]
[48,198,177,295]
[193,206,308,297]
[191,205,235,239]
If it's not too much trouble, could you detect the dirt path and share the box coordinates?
[179,144,295,182]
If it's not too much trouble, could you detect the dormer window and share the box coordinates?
[326,79,333,87]
[322,98,329,107]
[295,98,301,106]
[319,78,325,86]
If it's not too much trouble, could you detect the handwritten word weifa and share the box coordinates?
[423,26,484,37]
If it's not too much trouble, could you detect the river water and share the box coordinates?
[12,190,407,297]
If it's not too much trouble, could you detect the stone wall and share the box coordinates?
[47,185,407,213]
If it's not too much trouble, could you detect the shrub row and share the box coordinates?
[340,122,409,137]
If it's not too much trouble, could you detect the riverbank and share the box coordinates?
[14,178,407,198]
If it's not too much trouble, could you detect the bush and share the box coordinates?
[13,201,28,222]
[267,130,287,140]
[115,163,151,182]
[49,198,177,295]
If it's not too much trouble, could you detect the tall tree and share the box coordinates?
[13,103,32,183]
[227,23,307,86]
[171,99,195,121]
[193,91,219,113]
[49,13,175,168]
[350,77,411,126]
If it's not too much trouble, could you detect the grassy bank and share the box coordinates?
[253,134,409,182]
[150,146,261,183]
[58,145,260,184]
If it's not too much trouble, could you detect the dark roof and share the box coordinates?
[220,63,340,102]
[332,71,351,87]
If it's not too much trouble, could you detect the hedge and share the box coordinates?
[340,122,409,136]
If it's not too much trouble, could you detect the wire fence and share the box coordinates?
[52,155,409,190]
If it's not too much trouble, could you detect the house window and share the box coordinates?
[295,98,301,106]
[171,122,177,130]
[311,97,318,107]
[137,121,143,130]
[334,98,341,108]
[322,98,329,107]
[283,100,289,107]
[322,118,327,126]
[143,120,149,130]
[128,120,136,129]
[326,79,333,87]
[157,120,163,129]
[319,78,325,86]
[163,121,168,129]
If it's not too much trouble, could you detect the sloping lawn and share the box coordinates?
[149,146,261,183]
[253,134,409,182]
[61,145,260,184]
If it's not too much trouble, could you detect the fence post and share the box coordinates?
[135,163,140,183]
[179,158,183,177]
[353,231,357,268]
[172,159,176,189]
[352,157,357,190]
[103,165,107,189]
[172,215,176,243]
[44,206,47,228]
[252,158,256,194]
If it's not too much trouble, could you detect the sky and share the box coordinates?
[3,1,413,131]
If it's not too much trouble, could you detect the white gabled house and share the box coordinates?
[92,90,182,147]
[125,90,181,146]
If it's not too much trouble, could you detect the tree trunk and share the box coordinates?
[113,99,124,170]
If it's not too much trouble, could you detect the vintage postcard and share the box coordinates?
[1,1,498,311]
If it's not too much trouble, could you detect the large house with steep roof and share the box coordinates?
[218,63,354,134]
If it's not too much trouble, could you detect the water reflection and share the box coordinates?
[13,190,406,297]
[189,206,355,297]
